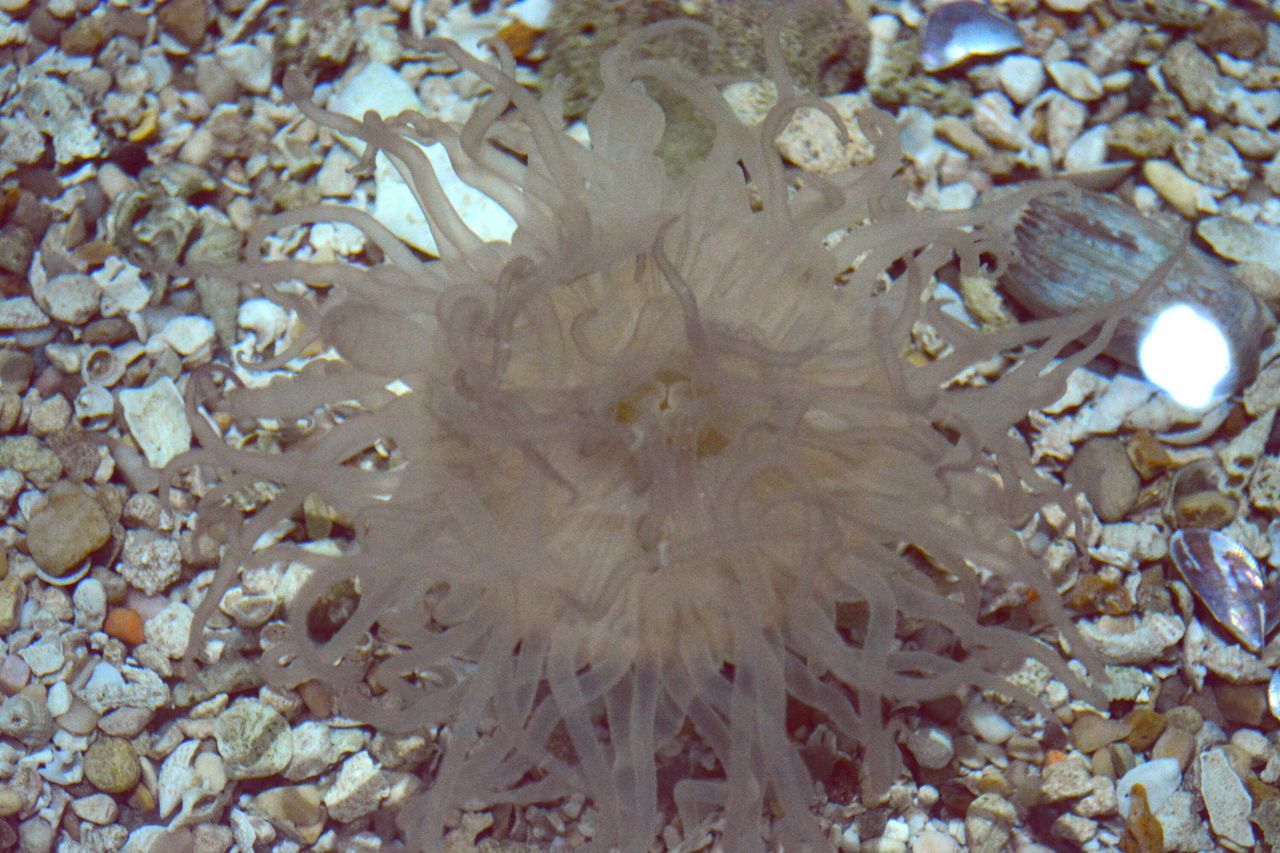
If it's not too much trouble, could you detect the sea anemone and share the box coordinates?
[171,11,1151,851]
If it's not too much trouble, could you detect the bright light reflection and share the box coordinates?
[1137,303,1231,410]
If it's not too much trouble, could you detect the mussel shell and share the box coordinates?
[1002,190,1273,392]
[1169,527,1267,653]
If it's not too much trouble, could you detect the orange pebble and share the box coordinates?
[497,21,539,60]
[1043,749,1069,766]
[104,607,145,645]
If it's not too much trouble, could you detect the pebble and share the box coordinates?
[142,601,193,659]
[28,394,71,437]
[1198,216,1280,273]
[961,701,1016,745]
[1166,705,1204,734]
[117,529,182,596]
[972,91,1028,151]
[0,654,28,694]
[117,378,193,470]
[776,94,877,174]
[284,720,367,781]
[17,818,54,853]
[1070,712,1130,754]
[1046,60,1103,101]
[965,793,1015,851]
[55,685,99,729]
[1229,728,1270,764]
[1052,812,1097,843]
[1199,747,1255,847]
[32,273,99,324]
[1063,124,1108,172]
[83,736,140,794]
[17,636,63,677]
[1116,757,1181,818]
[1162,41,1220,116]
[905,727,954,770]
[237,298,292,352]
[71,792,118,825]
[214,42,274,94]
[77,661,169,714]
[1197,6,1267,59]
[214,699,293,780]
[321,750,417,823]
[156,315,216,361]
[1111,113,1177,158]
[0,785,20,817]
[1174,126,1250,192]
[25,481,111,578]
[103,606,145,645]
[1142,159,1208,218]
[1042,754,1094,801]
[997,54,1044,104]
[1257,796,1280,850]
[1046,93,1086,164]
[1124,708,1167,752]
[1065,437,1138,522]
[72,577,107,630]
[1085,20,1141,75]
[251,785,325,844]
[97,706,151,738]
[910,830,958,853]
[0,436,62,488]
[0,297,49,331]
[1145,789,1206,850]
[219,588,277,628]
[1076,775,1118,818]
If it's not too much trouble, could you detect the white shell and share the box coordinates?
[1076,611,1185,664]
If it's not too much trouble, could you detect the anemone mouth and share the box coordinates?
[428,234,841,669]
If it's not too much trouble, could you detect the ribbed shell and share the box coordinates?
[1002,190,1273,390]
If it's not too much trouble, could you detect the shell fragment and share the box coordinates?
[920,1,1023,72]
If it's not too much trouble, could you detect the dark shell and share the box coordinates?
[1001,190,1273,393]
[1169,527,1267,653]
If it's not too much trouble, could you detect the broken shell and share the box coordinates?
[1169,528,1266,653]
[0,691,54,747]
[1076,611,1186,664]
[1269,667,1280,721]
[81,347,125,387]
[74,385,115,431]
[920,0,1022,72]
[1002,190,1274,396]
[1164,457,1237,530]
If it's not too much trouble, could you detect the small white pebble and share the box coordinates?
[1116,757,1182,818]
[906,727,955,769]
[237,298,291,352]
[912,829,960,853]
[1231,729,1271,764]
[214,41,274,94]
[1046,60,1103,101]
[962,701,1016,744]
[918,784,940,809]
[46,682,70,716]
[998,54,1045,104]
[71,792,119,825]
